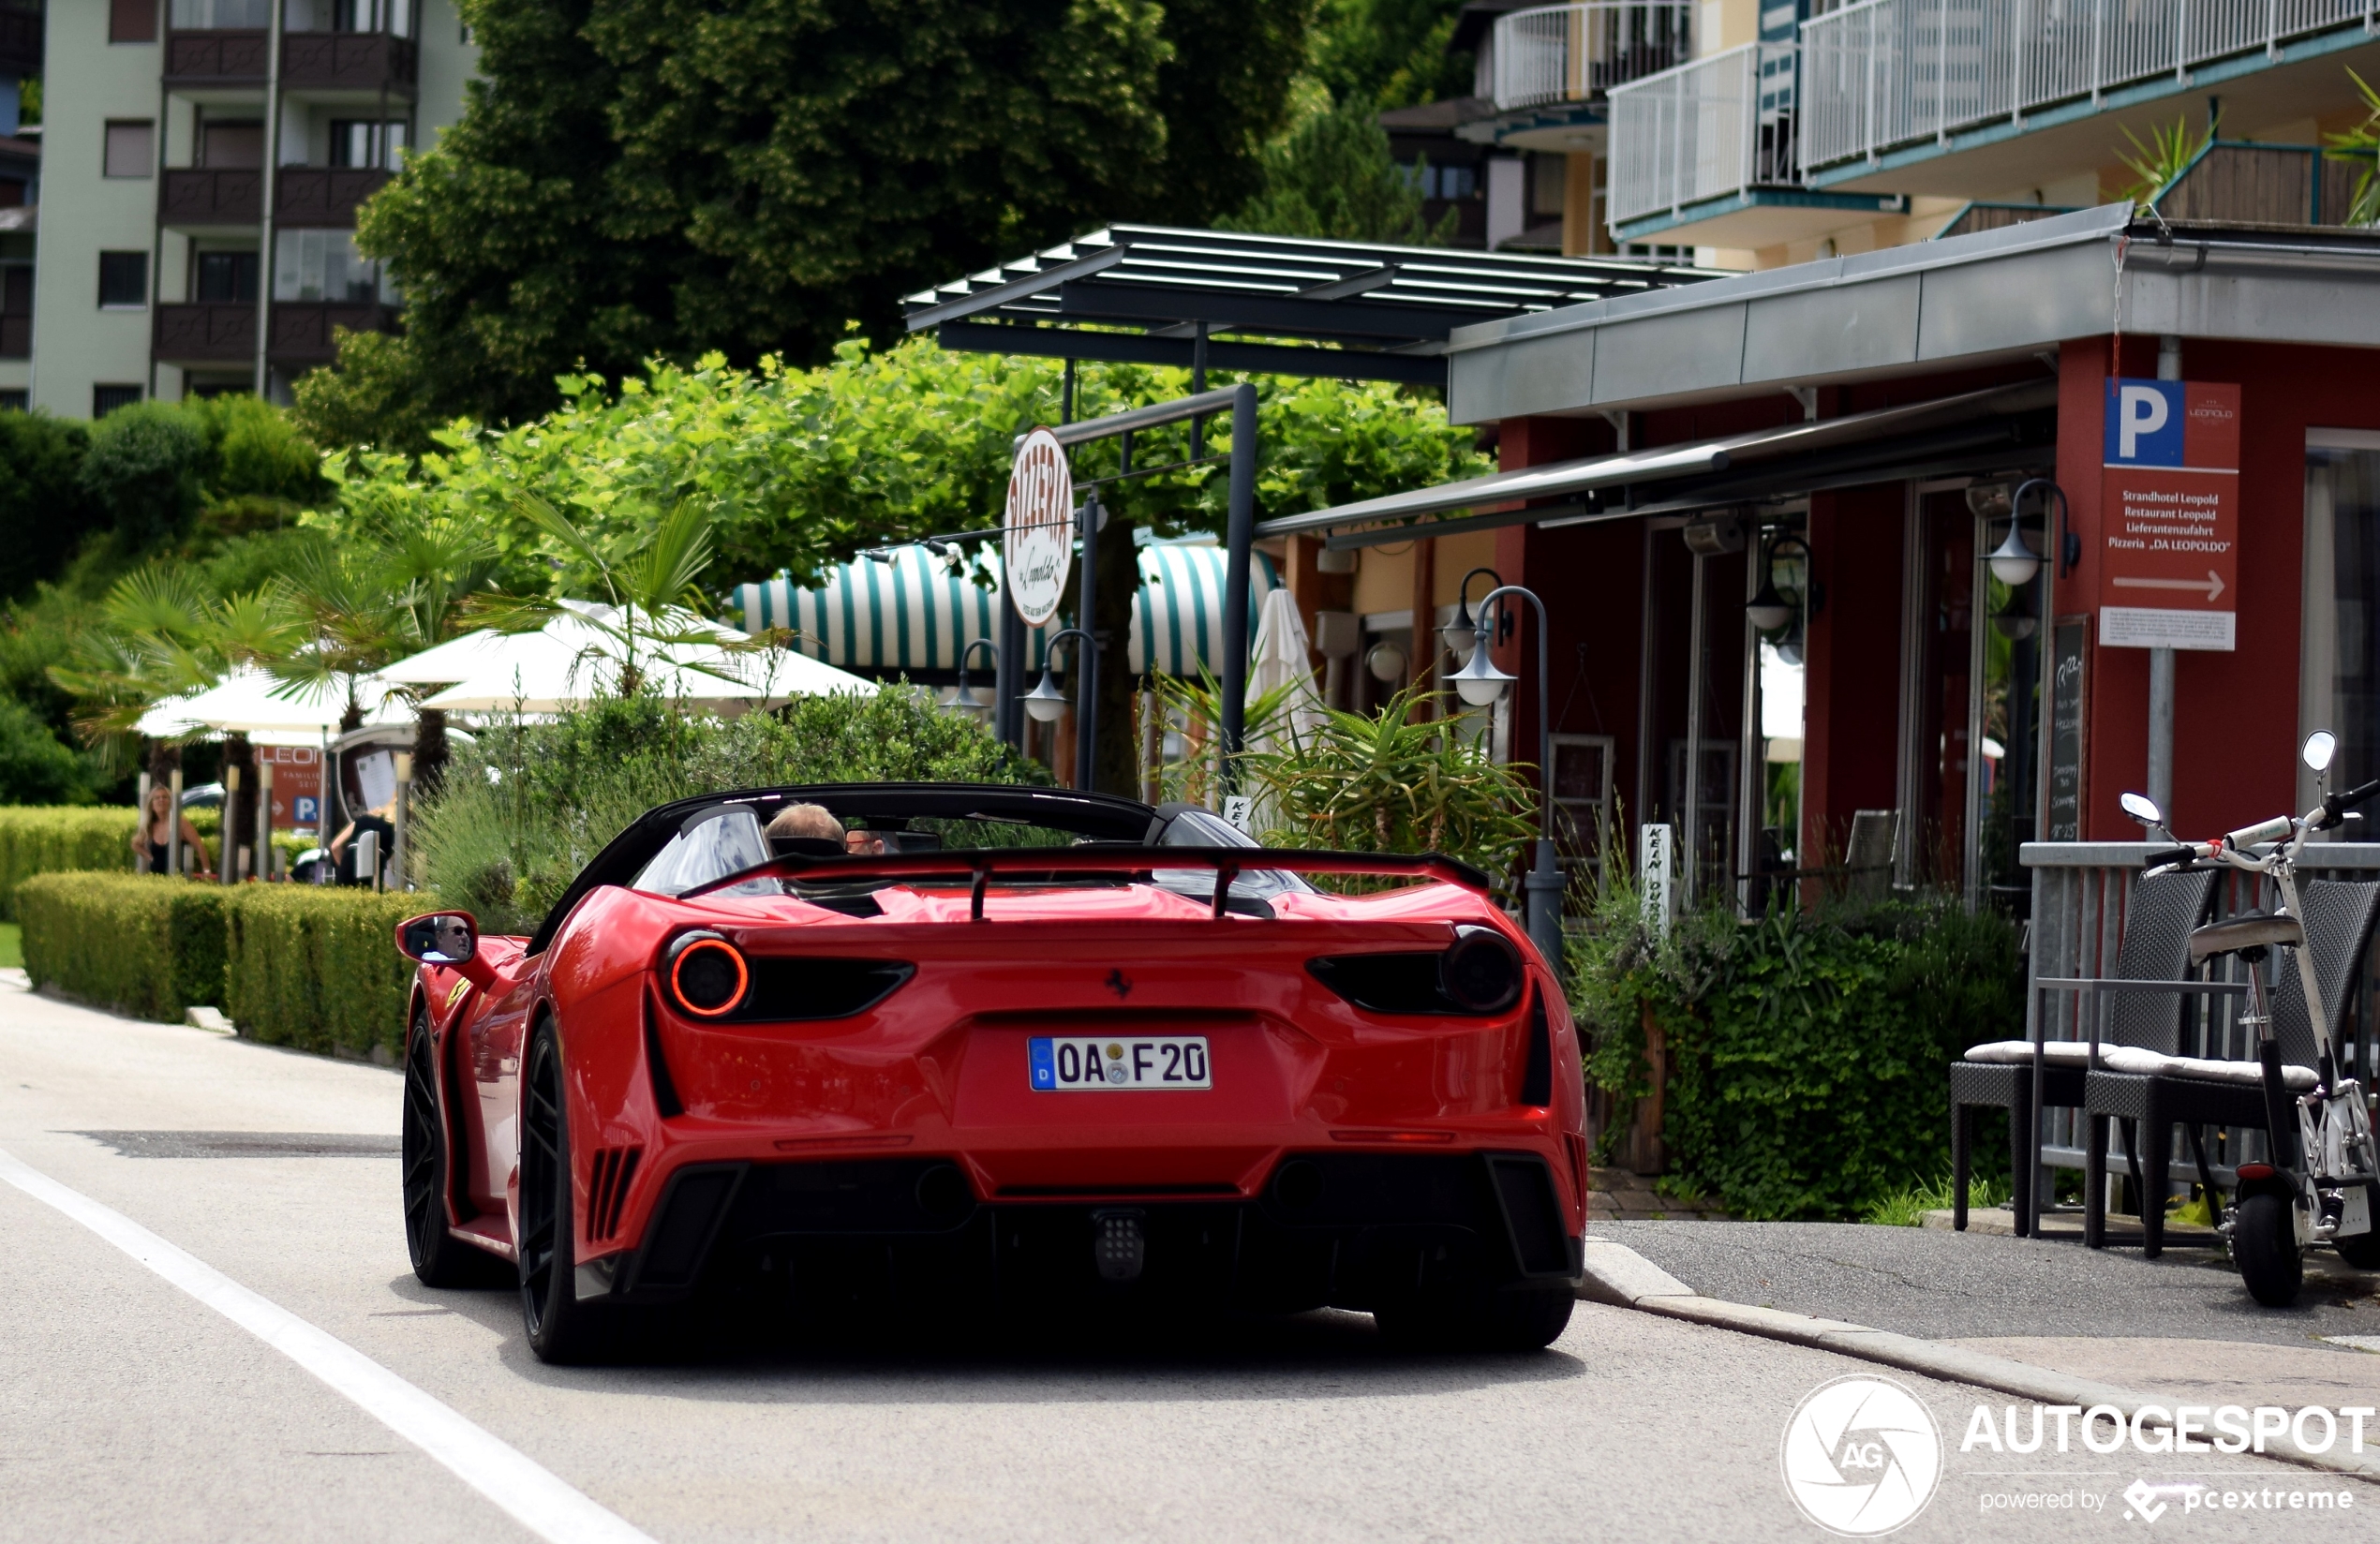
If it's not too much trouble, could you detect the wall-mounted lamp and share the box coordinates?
[1019,629,1089,724]
[954,637,998,719]
[1364,640,1408,683]
[1747,534,1819,636]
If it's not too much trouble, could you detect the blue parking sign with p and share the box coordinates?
[293,795,319,825]
[2104,379,2184,467]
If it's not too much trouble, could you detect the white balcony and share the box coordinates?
[1801,0,2380,179]
[1487,3,1697,110]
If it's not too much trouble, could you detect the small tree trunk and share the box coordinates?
[1093,513,1140,796]
[411,707,450,798]
[221,732,256,879]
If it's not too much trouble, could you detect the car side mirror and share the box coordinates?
[395,912,496,989]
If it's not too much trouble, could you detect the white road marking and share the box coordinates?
[0,1146,659,1544]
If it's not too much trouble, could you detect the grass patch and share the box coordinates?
[1862,1173,2011,1227]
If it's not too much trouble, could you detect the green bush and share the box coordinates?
[416,690,1043,933]
[225,886,421,1058]
[0,806,137,919]
[18,872,228,1022]
[1570,886,2023,1221]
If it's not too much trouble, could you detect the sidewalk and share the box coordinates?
[1590,1216,2380,1431]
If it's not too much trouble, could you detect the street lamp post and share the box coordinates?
[1437,566,1504,668]
[1447,585,1565,969]
[1019,631,1094,789]
[955,637,998,720]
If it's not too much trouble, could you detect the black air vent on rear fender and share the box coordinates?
[1308,951,1504,1017]
[1519,989,1553,1106]
[727,958,915,1022]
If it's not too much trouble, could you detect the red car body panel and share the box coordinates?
[404,787,1589,1314]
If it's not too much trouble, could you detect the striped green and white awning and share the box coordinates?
[733,543,1277,676]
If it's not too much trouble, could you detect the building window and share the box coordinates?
[94,386,145,417]
[194,250,260,303]
[171,0,273,28]
[1528,153,1568,220]
[275,229,390,304]
[105,121,156,179]
[1402,161,1476,201]
[0,390,26,412]
[330,119,409,171]
[0,264,28,360]
[199,120,264,170]
[98,251,150,309]
[2300,428,2380,811]
[110,0,159,44]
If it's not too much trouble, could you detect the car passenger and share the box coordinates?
[765,802,844,845]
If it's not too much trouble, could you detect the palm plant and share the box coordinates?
[49,564,303,746]
[2324,69,2380,227]
[504,493,729,698]
[2116,114,2213,213]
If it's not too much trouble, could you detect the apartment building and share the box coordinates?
[29,0,476,417]
[1451,1,2380,265]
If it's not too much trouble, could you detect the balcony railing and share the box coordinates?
[281,30,419,92]
[1801,0,2380,172]
[275,168,391,226]
[1608,42,1800,226]
[160,167,389,229]
[160,168,266,226]
[165,28,271,83]
[155,301,396,365]
[1489,3,1696,110]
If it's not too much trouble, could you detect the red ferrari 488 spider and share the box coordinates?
[394,783,1588,1361]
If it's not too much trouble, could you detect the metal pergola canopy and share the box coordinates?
[905,226,1725,387]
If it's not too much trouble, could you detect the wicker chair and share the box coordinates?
[2080,877,2380,1257]
[1950,866,2219,1236]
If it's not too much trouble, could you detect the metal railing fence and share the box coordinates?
[1608,42,1801,225]
[1801,0,2380,172]
[1491,2,1698,109]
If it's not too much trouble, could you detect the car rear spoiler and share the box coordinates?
[680,845,1492,920]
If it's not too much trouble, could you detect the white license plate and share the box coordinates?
[1029,1035,1212,1091]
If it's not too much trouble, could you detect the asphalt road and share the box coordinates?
[3,980,2374,1543]
[1603,1219,2380,1345]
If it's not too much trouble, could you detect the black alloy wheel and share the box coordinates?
[518,1017,622,1363]
[403,1009,508,1288]
[2231,1191,2304,1307]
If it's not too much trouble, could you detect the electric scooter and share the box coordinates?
[2123,731,2380,1306]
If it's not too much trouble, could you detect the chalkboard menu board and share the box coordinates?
[2045,618,2088,841]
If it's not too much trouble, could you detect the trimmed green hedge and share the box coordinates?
[225,887,420,1058]
[21,873,423,1055]
[18,873,229,1023]
[0,808,138,920]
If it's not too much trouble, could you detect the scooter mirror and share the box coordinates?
[2120,792,2164,828]
[2303,730,2337,774]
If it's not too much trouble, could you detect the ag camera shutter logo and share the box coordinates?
[1780,1375,1942,1536]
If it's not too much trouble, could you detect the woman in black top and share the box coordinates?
[129,784,211,876]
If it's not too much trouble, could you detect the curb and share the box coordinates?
[1579,1238,2380,1484]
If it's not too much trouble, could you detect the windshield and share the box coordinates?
[633,806,773,897]
[1153,809,1311,902]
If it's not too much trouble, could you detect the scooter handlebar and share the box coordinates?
[2142,846,2206,872]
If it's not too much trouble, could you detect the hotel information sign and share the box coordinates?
[2097,378,2239,651]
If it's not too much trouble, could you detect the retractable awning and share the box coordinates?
[734,543,1278,678]
[1255,378,2058,543]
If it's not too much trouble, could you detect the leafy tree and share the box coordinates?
[79,404,207,551]
[0,413,100,601]
[1308,0,1475,111]
[1223,96,1451,244]
[0,694,95,805]
[303,0,1310,433]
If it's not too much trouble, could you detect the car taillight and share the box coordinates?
[1440,927,1523,1013]
[665,932,748,1017]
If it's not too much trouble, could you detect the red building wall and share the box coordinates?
[2057,335,2380,840]
[1801,483,1907,857]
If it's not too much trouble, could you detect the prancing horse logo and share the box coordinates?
[1106,969,1134,1000]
